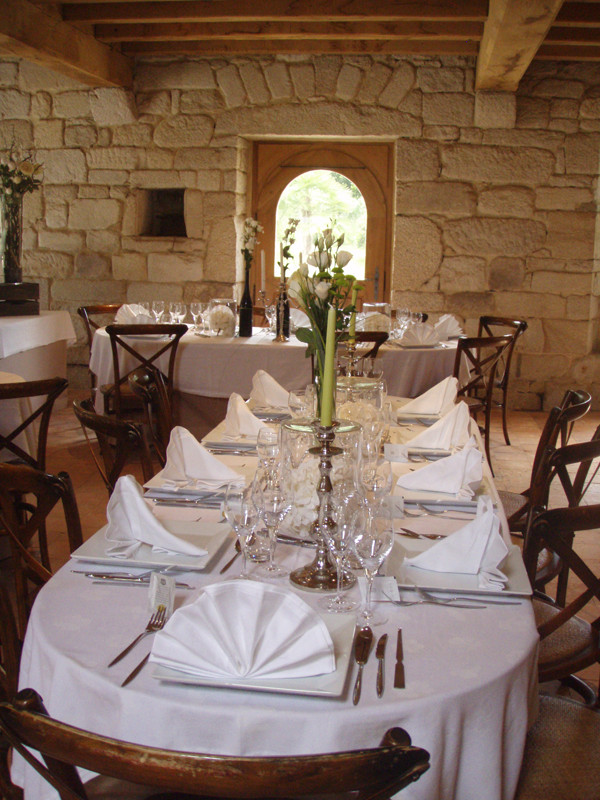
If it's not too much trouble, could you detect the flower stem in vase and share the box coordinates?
[238,256,253,337]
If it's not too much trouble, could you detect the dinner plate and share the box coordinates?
[70,522,229,571]
[144,457,255,498]
[385,542,532,598]
[202,419,259,451]
[151,612,356,697]
[395,413,440,426]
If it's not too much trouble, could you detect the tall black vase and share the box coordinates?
[276,283,290,340]
[238,264,253,337]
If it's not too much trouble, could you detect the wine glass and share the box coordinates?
[169,301,186,324]
[358,457,393,509]
[223,484,260,579]
[251,464,292,579]
[256,426,280,466]
[352,499,395,624]
[319,492,360,614]
[265,304,277,333]
[189,301,204,332]
[151,300,165,322]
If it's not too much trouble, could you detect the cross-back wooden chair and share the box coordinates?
[0,464,83,638]
[102,323,187,419]
[127,367,173,468]
[335,331,389,378]
[522,503,600,706]
[0,377,68,471]
[72,399,155,495]
[452,334,514,470]
[0,689,430,800]
[0,584,23,800]
[77,305,123,399]
[477,316,528,446]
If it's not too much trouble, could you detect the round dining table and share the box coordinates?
[15,481,539,800]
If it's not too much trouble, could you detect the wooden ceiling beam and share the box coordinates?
[476,0,566,91]
[63,0,489,24]
[95,20,483,43]
[0,0,133,87]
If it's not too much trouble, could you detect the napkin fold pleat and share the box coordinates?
[405,496,508,589]
[114,303,154,325]
[396,438,482,497]
[399,376,458,416]
[249,370,290,408]
[105,475,208,558]
[161,426,243,488]
[223,393,266,439]
[149,580,335,679]
[434,313,463,340]
[406,401,471,451]
[399,323,440,347]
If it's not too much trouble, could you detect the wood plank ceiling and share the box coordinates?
[1,0,600,90]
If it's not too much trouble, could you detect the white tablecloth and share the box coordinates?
[0,311,75,359]
[89,327,458,412]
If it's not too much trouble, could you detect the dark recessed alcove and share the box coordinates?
[142,189,186,237]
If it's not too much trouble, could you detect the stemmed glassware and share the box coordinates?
[190,302,205,333]
[223,484,260,580]
[352,498,395,625]
[319,489,360,614]
[358,457,393,509]
[169,301,186,324]
[251,463,292,579]
[151,300,165,322]
[265,304,277,334]
[256,426,280,466]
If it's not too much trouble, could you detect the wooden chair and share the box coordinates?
[127,367,173,467]
[515,694,600,800]
[0,584,23,800]
[337,331,389,377]
[0,688,430,800]
[478,316,528,446]
[522,504,600,706]
[77,305,123,399]
[102,323,187,419]
[72,398,155,495]
[0,464,83,637]
[0,377,68,471]
[452,334,514,470]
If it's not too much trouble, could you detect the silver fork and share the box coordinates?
[108,605,167,667]
[382,590,485,609]
[403,506,475,522]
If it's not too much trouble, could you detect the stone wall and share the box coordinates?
[0,54,599,408]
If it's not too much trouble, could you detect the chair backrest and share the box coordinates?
[0,689,430,800]
[72,398,155,495]
[477,316,528,390]
[0,377,68,471]
[104,323,187,418]
[127,367,173,467]
[0,464,83,636]
[76,305,123,352]
[452,334,514,401]
[337,331,389,377]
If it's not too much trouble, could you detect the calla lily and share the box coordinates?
[336,250,353,267]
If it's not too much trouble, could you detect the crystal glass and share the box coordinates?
[287,385,316,419]
[223,485,260,579]
[358,457,393,509]
[265,303,277,333]
[256,425,280,466]
[189,301,205,332]
[151,300,165,323]
[251,463,292,579]
[319,491,360,614]
[169,301,186,324]
[362,302,392,334]
[352,498,395,624]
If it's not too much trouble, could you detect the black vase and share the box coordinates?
[276,284,290,338]
[238,264,253,337]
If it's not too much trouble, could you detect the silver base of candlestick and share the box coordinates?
[289,422,356,593]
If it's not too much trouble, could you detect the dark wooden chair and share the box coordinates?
[0,377,68,471]
[0,584,23,800]
[73,398,155,495]
[77,305,123,399]
[0,464,83,637]
[102,323,187,419]
[515,694,600,800]
[522,504,600,706]
[336,331,389,378]
[0,688,430,800]
[452,334,514,471]
[478,316,528,446]
[127,367,173,467]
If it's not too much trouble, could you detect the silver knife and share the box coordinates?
[375,634,388,698]
[79,572,192,589]
[352,626,373,705]
[394,628,405,689]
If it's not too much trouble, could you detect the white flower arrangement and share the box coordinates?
[0,150,43,199]
[241,217,263,262]
[209,304,236,337]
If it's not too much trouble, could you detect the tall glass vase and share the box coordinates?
[0,193,23,284]
[238,259,253,338]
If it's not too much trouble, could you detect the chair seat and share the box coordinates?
[515,695,600,800]
[533,598,599,681]
[461,395,485,414]
[498,489,528,527]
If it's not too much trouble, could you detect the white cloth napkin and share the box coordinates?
[249,370,290,408]
[434,314,463,340]
[405,496,508,590]
[405,401,471,451]
[223,393,266,439]
[114,304,154,324]
[290,308,310,328]
[105,475,208,558]
[149,580,336,679]
[161,426,243,488]
[399,377,458,416]
[396,438,483,498]
[399,322,440,347]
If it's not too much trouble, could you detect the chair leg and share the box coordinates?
[501,392,510,446]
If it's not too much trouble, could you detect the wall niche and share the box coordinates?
[139,189,187,237]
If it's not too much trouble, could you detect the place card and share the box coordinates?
[148,572,175,617]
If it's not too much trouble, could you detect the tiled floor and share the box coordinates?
[12,391,600,689]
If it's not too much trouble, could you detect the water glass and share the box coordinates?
[358,457,393,508]
[223,485,260,579]
[251,464,292,579]
[265,304,277,333]
[151,300,165,323]
[256,425,280,465]
[169,301,186,324]
[319,493,360,614]
[189,301,205,332]
[352,499,395,624]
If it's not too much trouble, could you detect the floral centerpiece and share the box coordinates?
[0,149,43,283]
[288,221,361,417]
[239,217,263,337]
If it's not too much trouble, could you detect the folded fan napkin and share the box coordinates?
[404,496,508,590]
[399,322,440,347]
[149,579,335,679]
[396,438,483,498]
[399,376,458,416]
[249,370,290,408]
[105,475,208,558]
[114,303,154,325]
[434,313,463,340]
[161,426,243,488]
[404,401,471,451]
[223,393,266,439]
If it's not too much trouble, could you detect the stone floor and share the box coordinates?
[19,391,600,690]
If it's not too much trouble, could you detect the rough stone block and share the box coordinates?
[564,133,600,174]
[474,92,516,129]
[516,97,550,129]
[87,230,120,254]
[34,120,63,149]
[0,89,30,119]
[440,256,486,293]
[314,57,342,97]
[90,88,138,126]
[544,211,596,260]
[22,250,72,278]
[396,181,476,217]
[378,63,415,108]
[489,257,525,290]
[87,148,138,170]
[335,64,362,100]
[137,91,172,116]
[290,64,316,99]
[154,115,214,147]
[64,124,97,147]
[393,216,442,290]
[423,93,474,126]
[442,144,554,184]
[264,63,293,99]
[424,125,459,141]
[395,140,440,181]
[52,278,128,304]
[38,230,84,252]
[127,282,183,303]
[179,90,227,113]
[530,79,585,99]
[0,62,18,86]
[31,93,52,119]
[37,148,87,184]
[519,353,570,381]
[477,186,535,217]
[216,65,246,108]
[356,63,392,105]
[113,252,147,280]
[417,67,464,93]
[445,218,546,257]
[135,62,215,91]
[203,217,236,281]
[148,252,202,283]
[89,170,128,186]
[239,63,271,104]
[111,125,153,147]
[141,150,174,169]
[551,98,579,119]
[203,191,236,220]
[544,319,589,354]
[68,199,121,230]
[74,251,110,278]
[184,190,204,238]
[0,120,32,149]
[535,187,594,211]
[531,270,592,296]
[53,92,91,119]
